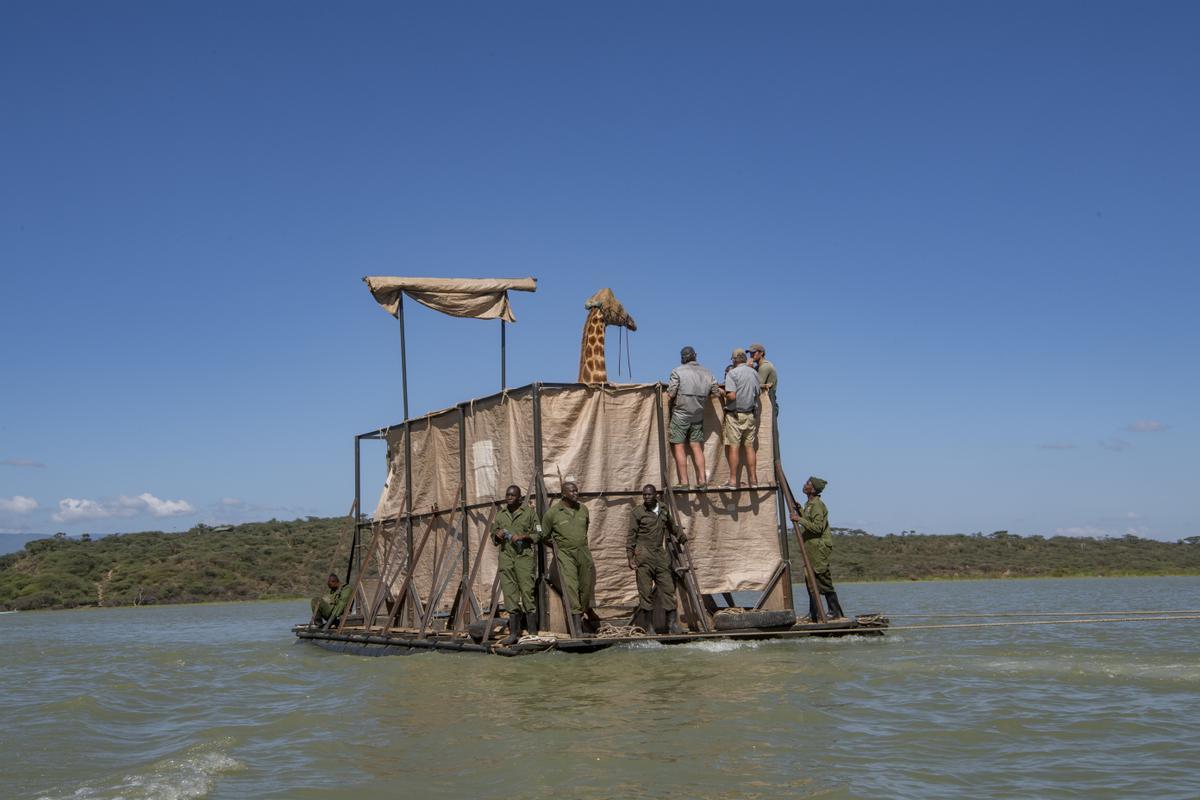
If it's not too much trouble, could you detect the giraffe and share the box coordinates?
[577,288,637,383]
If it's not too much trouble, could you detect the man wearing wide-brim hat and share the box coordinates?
[795,476,846,621]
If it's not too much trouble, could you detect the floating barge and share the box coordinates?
[295,277,888,656]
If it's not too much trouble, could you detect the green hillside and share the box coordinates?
[1,520,1197,611]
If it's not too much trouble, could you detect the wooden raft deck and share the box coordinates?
[293,616,889,657]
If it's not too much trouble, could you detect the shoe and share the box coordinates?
[666,610,684,635]
[672,483,691,491]
[714,483,737,490]
[524,610,538,636]
[570,612,584,637]
[502,613,522,645]
[824,592,846,620]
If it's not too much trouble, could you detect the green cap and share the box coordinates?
[808,476,827,493]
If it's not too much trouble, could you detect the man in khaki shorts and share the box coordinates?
[718,348,760,489]
[666,346,719,488]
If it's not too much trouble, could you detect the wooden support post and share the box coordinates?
[382,509,441,631]
[776,463,827,623]
[654,387,712,633]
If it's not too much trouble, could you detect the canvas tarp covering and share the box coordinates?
[373,383,782,611]
[363,276,537,322]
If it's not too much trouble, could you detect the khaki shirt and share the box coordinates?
[797,497,831,545]
[756,358,778,406]
[492,503,539,554]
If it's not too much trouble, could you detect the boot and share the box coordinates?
[824,592,846,620]
[525,611,539,636]
[631,608,652,633]
[571,612,584,637]
[805,594,821,624]
[502,613,522,645]
[666,609,684,635]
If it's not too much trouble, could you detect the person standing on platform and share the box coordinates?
[542,478,594,635]
[626,484,685,634]
[747,343,778,414]
[311,573,352,628]
[492,484,539,645]
[795,476,846,621]
[718,349,761,489]
[666,346,720,489]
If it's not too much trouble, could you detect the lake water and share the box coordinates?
[3,576,1199,799]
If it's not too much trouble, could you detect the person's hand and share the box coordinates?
[627,558,636,571]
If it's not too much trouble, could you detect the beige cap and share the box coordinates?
[731,348,747,361]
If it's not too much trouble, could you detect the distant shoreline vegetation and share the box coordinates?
[1,520,1198,612]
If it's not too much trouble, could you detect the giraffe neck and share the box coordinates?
[578,309,608,383]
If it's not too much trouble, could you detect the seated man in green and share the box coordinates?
[627,483,685,634]
[311,572,352,628]
[542,478,594,635]
[492,484,540,645]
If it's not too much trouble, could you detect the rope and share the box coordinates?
[881,614,1200,632]
[596,622,648,639]
[884,609,1200,619]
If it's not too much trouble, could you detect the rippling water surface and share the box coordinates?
[3,577,1199,799]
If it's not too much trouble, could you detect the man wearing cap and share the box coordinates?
[718,348,761,489]
[747,343,778,414]
[492,484,540,645]
[666,346,720,488]
[795,476,845,621]
[311,572,352,628]
[627,483,685,634]
[541,479,594,635]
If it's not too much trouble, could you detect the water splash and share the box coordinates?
[38,740,241,800]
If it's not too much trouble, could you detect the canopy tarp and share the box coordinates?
[363,276,537,322]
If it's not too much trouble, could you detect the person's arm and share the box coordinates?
[517,508,537,542]
[795,502,827,537]
[627,512,638,570]
[491,513,508,545]
[330,584,353,621]
[724,374,737,402]
[667,369,680,400]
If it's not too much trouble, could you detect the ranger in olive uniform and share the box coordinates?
[627,484,685,634]
[311,572,352,628]
[795,476,845,621]
[542,479,594,634]
[492,484,539,645]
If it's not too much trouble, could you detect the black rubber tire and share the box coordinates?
[712,608,796,631]
[467,618,510,644]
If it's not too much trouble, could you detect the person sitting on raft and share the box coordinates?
[311,573,352,628]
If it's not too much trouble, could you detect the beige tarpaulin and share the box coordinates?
[363,276,537,322]
[374,383,782,611]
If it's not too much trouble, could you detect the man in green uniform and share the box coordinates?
[492,484,539,645]
[627,484,685,634]
[311,572,352,628]
[795,476,846,621]
[541,479,594,635]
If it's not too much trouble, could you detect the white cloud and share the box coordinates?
[1099,438,1131,452]
[1127,420,1168,433]
[0,496,38,514]
[2,458,46,468]
[136,493,194,518]
[221,497,244,507]
[53,498,115,523]
[51,493,194,522]
[1055,525,1112,537]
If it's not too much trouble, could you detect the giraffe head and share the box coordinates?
[583,288,637,331]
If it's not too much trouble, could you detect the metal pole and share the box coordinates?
[398,294,414,591]
[500,319,507,389]
[531,383,548,634]
[398,294,410,420]
[349,435,362,583]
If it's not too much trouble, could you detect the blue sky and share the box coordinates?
[1,2,1197,540]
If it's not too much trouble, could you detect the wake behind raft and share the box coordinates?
[293,277,889,657]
